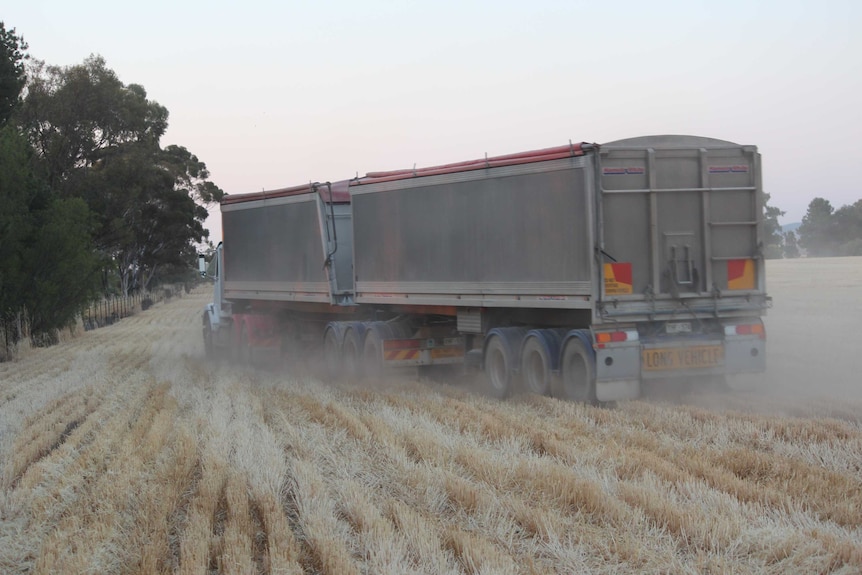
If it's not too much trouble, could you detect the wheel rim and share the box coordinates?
[487,345,508,392]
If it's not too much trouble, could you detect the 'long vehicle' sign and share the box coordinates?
[642,345,724,371]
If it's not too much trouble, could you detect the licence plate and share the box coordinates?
[642,345,724,371]
[430,347,463,359]
[666,321,691,334]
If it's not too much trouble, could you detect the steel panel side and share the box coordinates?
[224,281,331,304]
[351,158,594,301]
[225,280,330,293]
[222,196,330,300]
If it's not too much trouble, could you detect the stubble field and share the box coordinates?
[1,258,861,574]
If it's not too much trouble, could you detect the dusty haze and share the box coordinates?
[0,257,860,574]
[754,257,862,399]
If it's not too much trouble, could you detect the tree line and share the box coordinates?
[794,198,862,257]
[763,196,862,259]
[1,22,222,346]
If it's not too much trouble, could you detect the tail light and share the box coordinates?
[595,330,639,348]
[724,323,765,339]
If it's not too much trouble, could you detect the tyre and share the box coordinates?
[322,323,343,381]
[341,323,365,379]
[362,324,386,379]
[520,335,553,396]
[484,333,520,399]
[556,335,596,403]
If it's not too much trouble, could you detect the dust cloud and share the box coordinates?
[315,257,862,415]
[754,256,862,399]
[408,257,862,415]
[659,257,862,419]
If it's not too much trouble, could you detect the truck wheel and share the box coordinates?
[557,336,596,403]
[521,335,552,396]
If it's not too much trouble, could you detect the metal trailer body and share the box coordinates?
[591,135,768,399]
[350,152,596,312]
[202,181,356,357]
[202,135,768,402]
[347,135,768,400]
[221,180,354,305]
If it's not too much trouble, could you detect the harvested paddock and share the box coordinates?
[1,258,862,574]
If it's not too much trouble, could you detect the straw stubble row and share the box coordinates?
[1,290,861,575]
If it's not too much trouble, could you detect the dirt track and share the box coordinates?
[1,258,860,574]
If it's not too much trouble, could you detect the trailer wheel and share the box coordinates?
[362,324,385,379]
[484,336,512,398]
[557,336,596,403]
[520,329,566,396]
[342,323,365,378]
[483,328,528,399]
[322,323,344,380]
[361,321,412,379]
[521,336,552,396]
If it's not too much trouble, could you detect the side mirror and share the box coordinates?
[198,254,207,278]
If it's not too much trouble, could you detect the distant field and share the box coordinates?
[1,258,861,574]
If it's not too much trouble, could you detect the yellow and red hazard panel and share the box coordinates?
[383,339,420,361]
[727,259,755,290]
[603,263,633,295]
[381,339,464,364]
[384,348,420,361]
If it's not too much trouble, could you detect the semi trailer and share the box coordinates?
[200,135,769,401]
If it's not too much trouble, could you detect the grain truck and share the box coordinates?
[200,135,768,401]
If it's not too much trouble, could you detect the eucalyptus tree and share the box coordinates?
[20,55,223,295]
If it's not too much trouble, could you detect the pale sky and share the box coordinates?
[6,0,861,243]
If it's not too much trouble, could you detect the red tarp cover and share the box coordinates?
[221,179,351,205]
[352,142,595,186]
[220,143,595,204]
